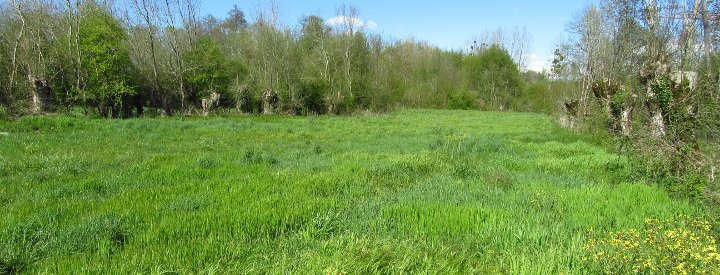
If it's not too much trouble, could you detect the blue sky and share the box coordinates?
[201,1,594,71]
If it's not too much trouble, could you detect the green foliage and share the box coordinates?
[636,76,706,199]
[652,77,674,120]
[447,90,477,110]
[551,47,567,77]
[299,16,328,51]
[79,3,136,118]
[229,79,256,113]
[297,16,332,114]
[349,32,371,108]
[517,80,556,114]
[627,141,707,199]
[0,37,10,112]
[298,79,328,115]
[463,45,524,110]
[610,88,631,118]
[0,2,563,117]
[184,36,231,101]
[696,53,720,142]
[0,106,6,120]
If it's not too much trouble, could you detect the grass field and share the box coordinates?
[0,109,709,273]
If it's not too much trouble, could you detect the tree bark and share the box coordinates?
[700,0,713,63]
[620,95,637,137]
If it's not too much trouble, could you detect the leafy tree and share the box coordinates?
[448,89,478,110]
[349,32,371,109]
[463,45,524,110]
[79,3,136,118]
[184,36,231,104]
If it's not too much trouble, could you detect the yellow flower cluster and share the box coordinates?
[324,266,345,275]
[582,216,720,274]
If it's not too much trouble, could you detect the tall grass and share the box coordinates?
[0,109,712,273]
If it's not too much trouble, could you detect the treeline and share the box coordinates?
[555,0,720,198]
[0,0,564,118]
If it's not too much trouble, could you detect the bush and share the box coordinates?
[0,106,7,120]
[628,139,707,199]
[583,215,720,274]
[513,80,555,114]
[447,90,477,110]
[229,80,257,113]
[299,79,327,115]
[462,45,524,110]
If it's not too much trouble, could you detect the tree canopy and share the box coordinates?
[0,1,613,118]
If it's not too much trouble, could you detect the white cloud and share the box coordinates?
[326,16,378,30]
[526,53,550,72]
[366,20,378,29]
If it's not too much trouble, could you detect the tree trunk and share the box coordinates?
[29,84,41,114]
[701,0,713,63]
[620,95,637,137]
[9,0,25,101]
[262,90,278,115]
[647,83,667,138]
[74,0,83,103]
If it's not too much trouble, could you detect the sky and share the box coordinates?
[201,0,594,72]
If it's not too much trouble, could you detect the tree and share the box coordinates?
[562,0,720,197]
[298,15,332,114]
[0,2,22,112]
[332,4,365,113]
[80,2,137,118]
[348,31,371,109]
[125,0,162,113]
[470,27,532,71]
[463,45,524,110]
[224,4,247,32]
[184,35,230,104]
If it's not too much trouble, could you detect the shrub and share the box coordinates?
[299,79,328,115]
[447,90,477,110]
[229,80,257,113]
[628,140,707,199]
[0,106,7,120]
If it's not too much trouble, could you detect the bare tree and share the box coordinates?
[8,0,26,108]
[7,0,60,113]
[63,0,83,100]
[130,0,160,92]
[470,27,532,71]
[334,4,362,108]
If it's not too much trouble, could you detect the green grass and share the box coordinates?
[0,109,706,273]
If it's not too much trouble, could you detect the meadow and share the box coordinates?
[0,109,711,273]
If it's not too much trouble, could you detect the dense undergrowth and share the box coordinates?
[0,109,716,273]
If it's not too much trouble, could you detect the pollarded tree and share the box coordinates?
[80,2,137,118]
[249,11,298,114]
[463,45,524,110]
